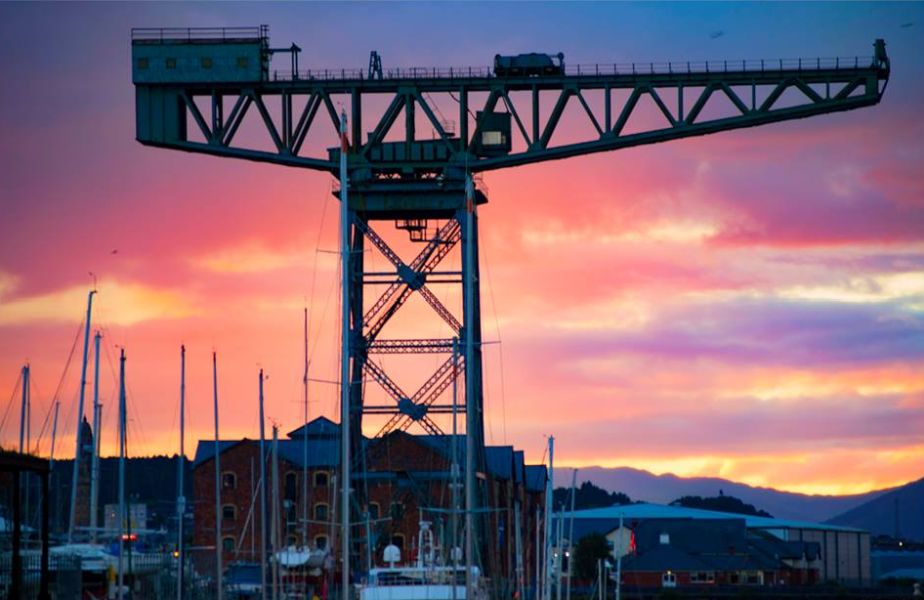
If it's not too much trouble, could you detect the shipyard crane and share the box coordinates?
[130,25,889,592]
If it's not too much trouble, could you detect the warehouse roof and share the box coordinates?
[558,502,866,534]
[195,418,547,488]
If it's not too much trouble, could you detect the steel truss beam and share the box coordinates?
[136,43,888,176]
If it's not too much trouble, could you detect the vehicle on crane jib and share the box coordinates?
[494,52,565,77]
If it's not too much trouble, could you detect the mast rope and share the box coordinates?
[0,369,23,445]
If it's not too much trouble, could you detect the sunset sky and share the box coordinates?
[1,2,922,496]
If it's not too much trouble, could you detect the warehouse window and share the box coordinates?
[391,534,405,550]
[221,472,237,491]
[315,535,328,550]
[314,503,329,521]
[285,472,297,501]
[314,471,329,487]
[222,504,236,521]
[368,502,380,520]
[222,536,234,552]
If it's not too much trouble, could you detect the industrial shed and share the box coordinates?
[556,502,870,586]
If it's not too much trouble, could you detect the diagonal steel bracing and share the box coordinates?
[354,213,468,436]
[358,218,462,340]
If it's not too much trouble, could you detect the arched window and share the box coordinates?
[389,501,404,520]
[314,503,329,521]
[314,535,328,551]
[222,504,236,521]
[222,536,235,552]
[284,472,297,501]
[221,471,237,491]
[314,471,329,487]
[368,502,380,520]
[391,534,405,550]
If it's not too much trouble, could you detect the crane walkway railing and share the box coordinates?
[270,54,878,82]
[131,26,268,43]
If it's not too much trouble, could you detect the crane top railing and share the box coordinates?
[269,54,881,83]
[131,25,268,44]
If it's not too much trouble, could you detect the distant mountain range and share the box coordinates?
[553,466,897,524]
[827,477,924,541]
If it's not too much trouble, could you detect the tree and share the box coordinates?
[573,532,611,581]
[553,481,632,511]
[669,494,772,517]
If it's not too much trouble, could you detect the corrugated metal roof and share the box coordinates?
[194,428,544,487]
[561,502,867,533]
[286,416,340,439]
[192,439,340,468]
[525,465,548,492]
[486,446,514,480]
[621,544,716,572]
[192,440,246,467]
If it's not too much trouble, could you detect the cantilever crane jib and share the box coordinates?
[131,27,889,180]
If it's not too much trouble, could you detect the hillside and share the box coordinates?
[554,466,891,523]
[827,477,924,541]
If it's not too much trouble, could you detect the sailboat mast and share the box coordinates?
[271,426,280,600]
[212,352,224,600]
[543,436,554,600]
[89,331,102,542]
[450,337,460,598]
[177,344,186,600]
[68,289,96,542]
[463,175,476,597]
[339,109,351,600]
[302,308,309,550]
[117,348,126,599]
[259,369,268,600]
[18,364,29,453]
[18,364,29,528]
[565,469,577,600]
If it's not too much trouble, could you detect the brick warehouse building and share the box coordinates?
[192,416,547,587]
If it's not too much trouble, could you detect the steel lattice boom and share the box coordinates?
[133,28,889,182]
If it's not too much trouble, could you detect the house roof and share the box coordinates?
[287,416,340,440]
[621,544,715,572]
[614,518,815,573]
[748,532,821,562]
[633,518,748,556]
